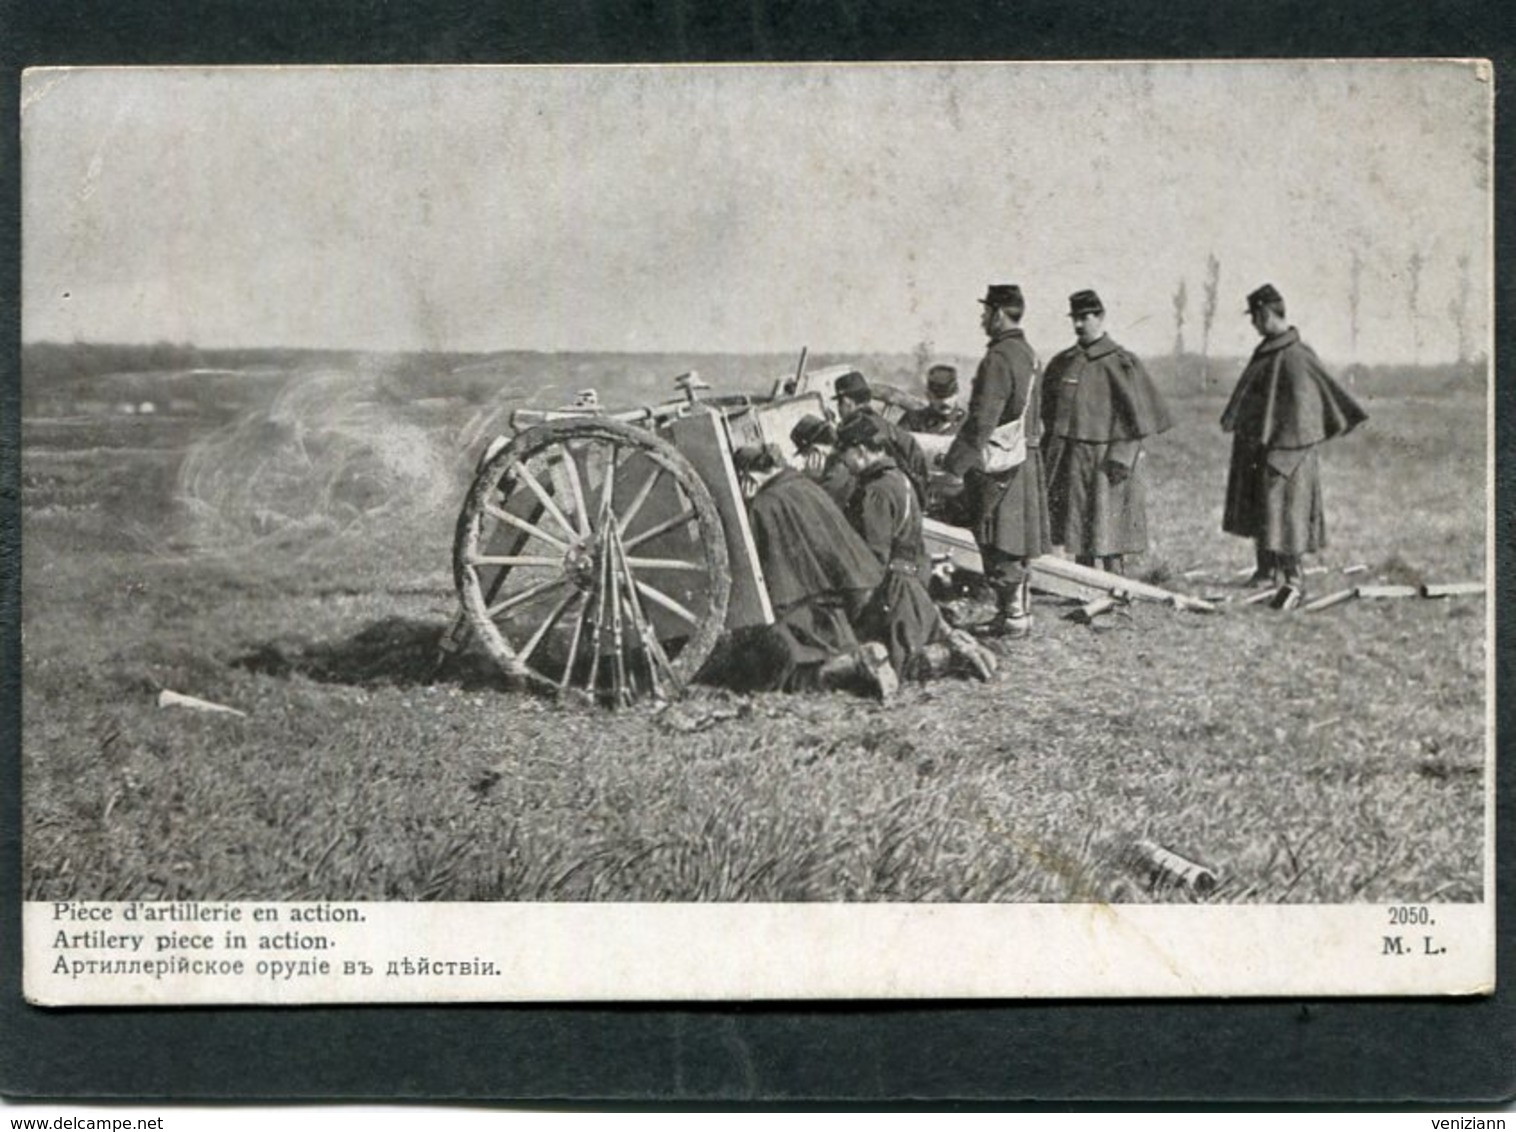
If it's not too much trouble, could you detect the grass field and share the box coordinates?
[19,350,1489,903]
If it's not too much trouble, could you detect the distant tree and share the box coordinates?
[1449,253,1473,365]
[1199,254,1221,388]
[913,338,934,378]
[1407,249,1426,364]
[1348,248,1364,377]
[1171,279,1188,383]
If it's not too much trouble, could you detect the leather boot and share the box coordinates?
[821,643,898,701]
[1247,544,1276,587]
[905,642,954,681]
[815,653,858,691]
[854,642,898,702]
[1273,554,1305,608]
[977,588,1032,638]
[996,577,1033,638]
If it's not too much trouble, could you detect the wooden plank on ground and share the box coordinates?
[1303,588,1357,613]
[1355,584,1419,599]
[922,520,1103,600]
[1071,596,1124,623]
[922,517,983,575]
[1029,555,1217,612]
[920,520,1214,609]
[1031,571,1109,602]
[1420,582,1486,598]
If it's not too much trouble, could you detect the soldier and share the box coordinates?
[835,414,994,681]
[729,442,898,699]
[898,365,967,435]
[789,413,853,510]
[1041,289,1173,576]
[830,370,931,503]
[943,283,1052,638]
[1222,284,1368,602]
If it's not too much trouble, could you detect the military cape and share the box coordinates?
[1041,335,1173,443]
[1040,335,1172,556]
[1220,327,1368,554]
[747,468,884,612]
[1220,328,1367,450]
[725,469,883,690]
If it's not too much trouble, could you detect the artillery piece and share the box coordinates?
[447,358,1212,705]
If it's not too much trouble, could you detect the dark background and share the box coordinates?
[1,0,1512,1105]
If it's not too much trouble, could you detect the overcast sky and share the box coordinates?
[21,61,1492,365]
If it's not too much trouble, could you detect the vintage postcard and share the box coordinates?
[18,61,1493,1004]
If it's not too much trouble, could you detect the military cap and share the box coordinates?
[978,283,1024,308]
[790,413,836,452]
[831,370,872,401]
[1068,289,1105,317]
[926,365,959,396]
[731,442,784,474]
[1245,283,1285,313]
[835,411,889,451]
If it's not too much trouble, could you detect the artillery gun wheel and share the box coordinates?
[454,418,729,704]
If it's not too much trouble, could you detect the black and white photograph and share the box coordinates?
[18,60,1493,1003]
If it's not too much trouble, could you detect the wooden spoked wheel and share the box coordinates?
[454,418,730,703]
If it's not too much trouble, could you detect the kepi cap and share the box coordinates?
[926,365,959,396]
[1068,289,1105,317]
[835,412,888,451]
[1245,283,1284,313]
[978,283,1024,308]
[731,442,784,474]
[790,414,836,452]
[831,370,872,401]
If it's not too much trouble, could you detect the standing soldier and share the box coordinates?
[943,284,1052,638]
[898,364,967,435]
[1221,284,1368,601]
[1041,289,1173,576]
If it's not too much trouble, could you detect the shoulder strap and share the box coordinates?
[1017,353,1041,426]
[899,476,917,534]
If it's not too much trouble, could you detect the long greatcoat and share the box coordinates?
[1220,327,1368,555]
[843,458,944,671]
[742,468,884,690]
[1040,335,1173,557]
[943,328,1052,559]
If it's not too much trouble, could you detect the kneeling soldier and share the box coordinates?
[731,442,898,699]
[789,412,853,510]
[836,414,996,682]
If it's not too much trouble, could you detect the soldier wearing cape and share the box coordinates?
[1040,289,1174,576]
[727,443,897,699]
[1221,284,1369,593]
